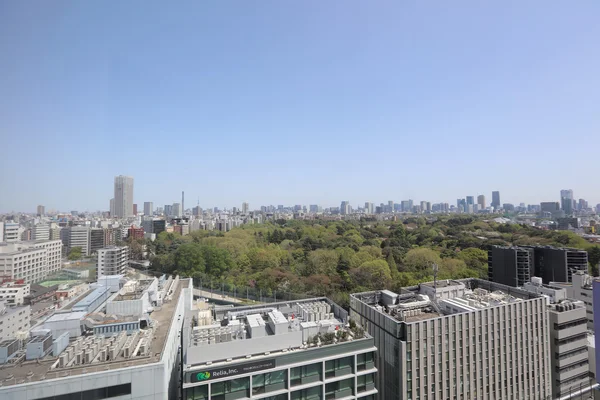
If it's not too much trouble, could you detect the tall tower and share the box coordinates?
[114,175,134,218]
[491,191,500,209]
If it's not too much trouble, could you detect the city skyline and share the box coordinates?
[1,3,599,213]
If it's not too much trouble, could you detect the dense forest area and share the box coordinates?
[140,216,600,308]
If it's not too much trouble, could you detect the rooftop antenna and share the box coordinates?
[432,263,439,291]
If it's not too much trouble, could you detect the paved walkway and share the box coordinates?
[192,288,246,304]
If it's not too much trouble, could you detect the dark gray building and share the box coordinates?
[491,191,500,209]
[89,228,105,254]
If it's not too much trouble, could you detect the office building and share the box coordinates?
[32,240,62,276]
[172,203,182,218]
[0,277,191,400]
[550,271,595,330]
[242,202,249,214]
[144,201,154,216]
[109,198,115,216]
[113,175,134,218]
[32,224,50,241]
[521,278,591,398]
[466,196,474,206]
[561,189,574,215]
[488,245,589,287]
[164,204,173,217]
[36,205,45,217]
[3,222,20,242]
[491,191,501,209]
[477,195,486,209]
[0,282,30,306]
[351,279,551,400]
[0,243,48,284]
[90,228,105,254]
[340,201,350,215]
[0,301,31,341]
[153,219,166,235]
[62,226,91,256]
[133,204,138,215]
[541,202,560,213]
[192,206,202,216]
[96,246,129,279]
[182,297,377,400]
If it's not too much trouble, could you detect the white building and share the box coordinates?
[97,246,129,279]
[3,222,20,242]
[63,226,91,256]
[32,224,50,241]
[0,243,48,283]
[114,175,134,218]
[551,271,595,330]
[172,203,182,218]
[0,279,191,400]
[0,301,31,341]
[0,282,30,306]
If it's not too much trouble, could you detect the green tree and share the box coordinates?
[68,247,82,261]
[403,248,442,272]
[307,249,339,276]
[349,260,391,289]
[588,246,600,276]
[173,243,205,275]
[457,248,488,269]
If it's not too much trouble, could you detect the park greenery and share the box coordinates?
[143,216,600,308]
[67,246,82,261]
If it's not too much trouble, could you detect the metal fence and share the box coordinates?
[194,280,312,304]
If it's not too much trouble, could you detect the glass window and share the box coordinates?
[325,377,354,399]
[325,356,354,378]
[291,386,322,400]
[211,377,250,400]
[184,385,208,400]
[357,373,375,393]
[291,362,323,386]
[253,370,287,395]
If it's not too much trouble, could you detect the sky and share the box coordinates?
[1,1,599,213]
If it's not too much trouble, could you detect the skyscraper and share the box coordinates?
[172,203,182,218]
[491,191,500,209]
[340,201,350,215]
[477,194,486,209]
[241,202,249,214]
[143,202,153,216]
[560,189,574,214]
[113,175,134,218]
[36,205,45,216]
[109,198,115,216]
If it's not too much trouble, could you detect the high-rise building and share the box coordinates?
[388,200,394,213]
[90,228,105,254]
[133,204,138,215]
[477,194,486,209]
[466,196,474,205]
[143,201,153,216]
[491,191,500,209]
[153,219,166,235]
[96,246,129,279]
[109,198,115,216]
[164,204,173,216]
[62,226,91,256]
[192,206,202,216]
[351,279,552,400]
[36,205,45,217]
[172,203,182,218]
[113,175,134,218]
[488,245,588,287]
[560,189,574,215]
[241,202,249,214]
[364,202,374,214]
[340,201,350,215]
[578,198,588,211]
[540,202,560,213]
[182,297,377,400]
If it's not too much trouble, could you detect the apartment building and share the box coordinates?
[3,222,20,242]
[0,282,30,306]
[32,224,50,241]
[0,301,31,341]
[0,241,61,283]
[97,246,129,279]
[351,279,552,400]
[32,240,62,275]
[182,298,377,400]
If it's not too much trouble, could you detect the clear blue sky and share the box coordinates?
[1,1,599,213]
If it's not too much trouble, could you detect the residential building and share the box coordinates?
[0,278,191,400]
[489,245,588,287]
[109,198,115,216]
[32,240,62,276]
[128,225,144,240]
[242,202,249,214]
[164,204,173,216]
[0,282,30,306]
[96,246,129,279]
[491,191,501,209]
[144,201,154,216]
[62,226,91,256]
[32,224,50,241]
[351,279,551,400]
[192,206,202,216]
[0,301,31,341]
[49,226,61,241]
[477,194,486,209]
[182,298,377,400]
[3,222,20,242]
[114,175,134,218]
[36,205,45,217]
[20,229,31,241]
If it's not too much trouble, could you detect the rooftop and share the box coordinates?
[352,278,542,324]
[185,297,368,367]
[0,278,189,387]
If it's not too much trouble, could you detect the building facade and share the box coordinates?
[0,282,30,306]
[63,226,91,256]
[491,191,501,209]
[97,246,129,279]
[351,279,552,400]
[0,301,31,341]
[114,175,134,218]
[32,224,50,241]
[144,201,154,216]
[3,222,20,242]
